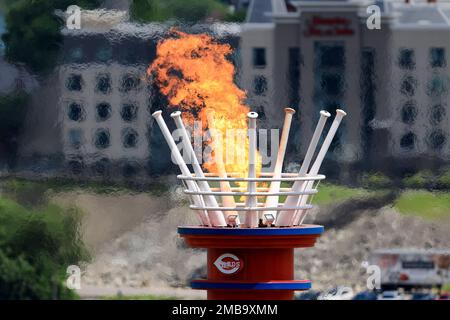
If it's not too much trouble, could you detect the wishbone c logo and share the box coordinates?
[214,253,243,274]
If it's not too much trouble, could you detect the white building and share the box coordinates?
[241,0,450,172]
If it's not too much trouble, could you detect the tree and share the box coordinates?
[130,0,230,23]
[0,196,90,299]
[0,90,29,166]
[1,0,102,74]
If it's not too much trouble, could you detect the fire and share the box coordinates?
[148,30,261,185]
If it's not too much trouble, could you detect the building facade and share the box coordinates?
[241,0,450,172]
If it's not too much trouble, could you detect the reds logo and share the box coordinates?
[213,253,243,274]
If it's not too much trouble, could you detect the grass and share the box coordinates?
[394,190,450,221]
[311,183,378,205]
[104,294,178,300]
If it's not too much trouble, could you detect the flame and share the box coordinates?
[148,30,261,184]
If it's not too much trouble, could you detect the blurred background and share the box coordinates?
[0,0,449,300]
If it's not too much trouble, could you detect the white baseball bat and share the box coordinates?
[244,112,259,228]
[206,112,240,225]
[294,109,347,225]
[264,108,296,220]
[275,110,331,226]
[171,111,227,227]
[152,110,211,226]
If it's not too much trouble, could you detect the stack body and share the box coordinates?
[178,225,323,300]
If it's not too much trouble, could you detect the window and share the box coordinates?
[121,74,140,92]
[319,45,344,68]
[96,74,111,94]
[68,159,84,175]
[121,104,138,122]
[66,74,83,91]
[401,101,418,124]
[122,162,139,178]
[122,128,138,148]
[96,46,112,62]
[430,48,446,68]
[96,103,112,121]
[68,129,83,149]
[427,76,447,97]
[93,158,110,176]
[288,47,301,108]
[253,75,267,96]
[320,73,343,96]
[400,132,416,150]
[400,76,417,96]
[398,48,415,70]
[67,102,84,122]
[427,130,446,150]
[68,47,83,63]
[94,129,110,149]
[253,48,266,68]
[254,106,266,120]
[430,104,446,125]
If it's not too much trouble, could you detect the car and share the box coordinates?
[411,292,436,300]
[296,290,321,300]
[352,291,378,300]
[318,286,354,300]
[378,290,404,300]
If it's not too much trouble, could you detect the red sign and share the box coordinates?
[305,16,354,37]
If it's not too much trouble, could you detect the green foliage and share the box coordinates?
[402,170,434,189]
[0,197,89,299]
[130,0,230,23]
[1,0,101,73]
[224,9,247,22]
[394,190,450,221]
[0,91,29,164]
[436,170,450,189]
[361,173,393,189]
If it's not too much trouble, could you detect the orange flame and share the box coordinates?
[148,30,261,182]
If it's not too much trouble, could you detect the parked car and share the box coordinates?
[318,286,354,300]
[352,291,378,300]
[411,292,436,300]
[378,290,404,300]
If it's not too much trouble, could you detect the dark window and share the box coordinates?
[96,103,112,121]
[94,129,110,149]
[122,162,139,178]
[430,104,446,125]
[288,47,301,108]
[253,75,267,96]
[96,46,112,62]
[68,129,83,149]
[121,74,140,92]
[320,73,343,96]
[427,76,447,97]
[67,102,84,122]
[401,101,418,124]
[427,130,446,150]
[400,132,416,150]
[254,106,266,120]
[67,47,83,63]
[398,48,415,70]
[319,45,344,68]
[68,159,84,175]
[253,48,266,68]
[430,48,446,68]
[93,158,110,176]
[400,76,417,96]
[121,104,138,122]
[66,74,82,91]
[122,128,138,148]
[96,74,111,94]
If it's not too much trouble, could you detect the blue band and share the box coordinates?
[178,225,323,236]
[191,281,311,290]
